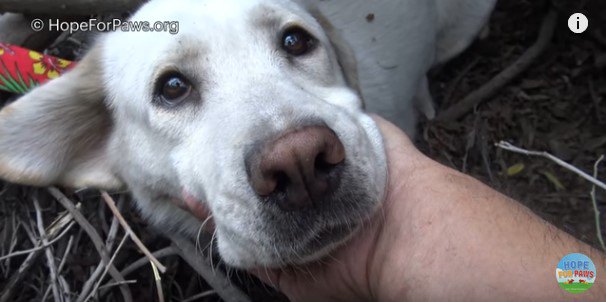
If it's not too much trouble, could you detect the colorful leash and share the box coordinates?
[0,43,75,94]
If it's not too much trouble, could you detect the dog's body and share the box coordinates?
[313,0,496,131]
[0,0,494,268]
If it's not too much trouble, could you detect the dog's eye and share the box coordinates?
[155,73,192,107]
[281,27,316,56]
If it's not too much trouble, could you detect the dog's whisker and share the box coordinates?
[208,229,218,275]
[195,219,206,254]
[264,266,278,289]
[196,214,214,254]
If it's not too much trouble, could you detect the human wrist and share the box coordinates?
[367,156,513,301]
[365,158,447,301]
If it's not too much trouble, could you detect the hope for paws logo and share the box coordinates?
[556,253,596,294]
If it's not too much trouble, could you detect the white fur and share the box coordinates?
[313,0,496,130]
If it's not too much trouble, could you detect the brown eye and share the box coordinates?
[281,27,316,56]
[155,73,192,107]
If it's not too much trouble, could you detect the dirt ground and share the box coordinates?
[424,0,605,250]
[0,0,605,301]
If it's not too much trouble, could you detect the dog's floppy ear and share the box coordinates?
[0,46,123,189]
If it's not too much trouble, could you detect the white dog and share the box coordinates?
[0,0,494,268]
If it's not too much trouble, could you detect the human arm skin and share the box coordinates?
[252,116,606,302]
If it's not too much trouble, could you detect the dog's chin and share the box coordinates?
[219,216,365,269]
[286,222,360,265]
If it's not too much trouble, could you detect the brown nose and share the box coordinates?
[246,126,346,211]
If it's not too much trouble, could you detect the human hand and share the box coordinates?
[249,115,445,301]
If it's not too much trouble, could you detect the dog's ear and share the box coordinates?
[309,8,360,94]
[0,46,123,189]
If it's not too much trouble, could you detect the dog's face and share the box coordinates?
[0,0,387,268]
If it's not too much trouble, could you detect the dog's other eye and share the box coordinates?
[281,27,316,56]
[154,73,192,107]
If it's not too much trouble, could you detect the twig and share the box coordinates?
[591,156,606,251]
[100,191,167,301]
[495,142,606,191]
[57,276,71,302]
[99,196,110,237]
[98,280,138,291]
[105,199,122,253]
[0,202,18,278]
[170,235,251,302]
[42,235,74,301]
[437,9,558,122]
[100,191,167,272]
[119,247,177,277]
[33,198,62,302]
[47,187,132,302]
[151,262,165,302]
[99,247,177,297]
[0,221,75,261]
[0,216,45,302]
[78,199,123,302]
[0,244,41,302]
[182,290,217,302]
[78,262,106,301]
[0,201,74,302]
[21,220,38,247]
[86,235,129,302]
[57,236,74,275]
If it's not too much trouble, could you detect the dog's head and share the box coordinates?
[0,0,387,268]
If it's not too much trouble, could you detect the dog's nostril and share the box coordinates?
[315,153,338,175]
[273,172,290,194]
[247,126,345,212]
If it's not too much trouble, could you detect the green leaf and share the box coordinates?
[541,171,566,191]
[506,163,525,176]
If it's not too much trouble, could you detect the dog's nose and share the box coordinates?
[247,126,346,211]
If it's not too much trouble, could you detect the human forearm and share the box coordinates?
[375,163,606,301]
